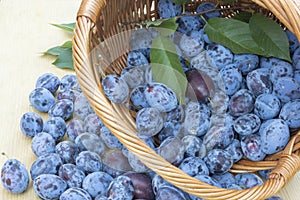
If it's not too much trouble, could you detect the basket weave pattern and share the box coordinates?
[73,0,300,199]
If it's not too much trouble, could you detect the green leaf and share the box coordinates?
[172,0,191,5]
[61,41,72,48]
[233,12,252,23]
[205,18,264,55]
[43,41,72,56]
[51,22,76,33]
[150,36,187,105]
[43,46,65,56]
[146,18,178,36]
[146,20,165,27]
[52,48,74,70]
[249,14,291,62]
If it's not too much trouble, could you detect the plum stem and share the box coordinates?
[1,152,9,159]
[207,97,214,106]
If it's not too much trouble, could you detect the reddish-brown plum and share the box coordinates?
[124,172,155,200]
[186,69,215,102]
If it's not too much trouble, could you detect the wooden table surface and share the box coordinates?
[0,0,299,199]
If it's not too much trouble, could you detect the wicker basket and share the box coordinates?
[73,0,300,199]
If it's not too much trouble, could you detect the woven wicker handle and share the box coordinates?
[73,0,300,199]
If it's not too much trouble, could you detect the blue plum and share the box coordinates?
[82,172,113,198]
[48,99,74,120]
[60,74,80,91]
[177,14,202,34]
[279,100,300,129]
[33,174,67,199]
[218,64,243,95]
[59,187,92,200]
[246,68,272,96]
[58,164,86,188]
[36,73,60,94]
[206,43,233,70]
[75,151,103,174]
[273,77,300,103]
[233,54,259,75]
[107,176,134,200]
[235,173,263,189]
[136,107,165,137]
[43,116,66,141]
[197,2,221,20]
[55,141,79,164]
[1,159,29,194]
[229,89,255,117]
[233,114,261,136]
[73,93,94,121]
[29,87,55,112]
[31,132,56,157]
[75,132,106,156]
[144,82,178,112]
[241,134,266,161]
[158,0,182,19]
[20,112,43,138]
[286,30,300,54]
[66,118,84,141]
[259,119,290,154]
[179,31,204,58]
[204,149,233,174]
[254,93,281,120]
[178,157,209,176]
[102,74,129,104]
[30,153,63,180]
[127,50,149,67]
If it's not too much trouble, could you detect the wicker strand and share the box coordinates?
[77,0,106,24]
[269,154,300,184]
